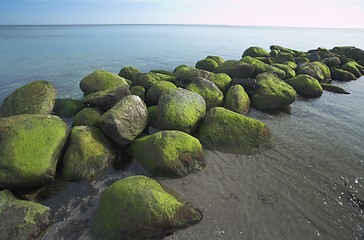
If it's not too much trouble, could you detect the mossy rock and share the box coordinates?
[307,52,321,62]
[294,57,310,64]
[72,107,103,128]
[146,81,177,106]
[147,106,159,129]
[316,48,336,59]
[223,85,250,115]
[134,72,175,89]
[82,86,130,111]
[276,52,295,63]
[322,57,341,68]
[186,77,224,110]
[0,114,42,142]
[320,83,349,94]
[92,175,202,240]
[270,45,300,55]
[100,95,148,145]
[197,107,270,154]
[62,126,116,181]
[331,68,357,81]
[173,64,189,73]
[344,47,364,61]
[208,73,232,93]
[254,57,273,64]
[129,130,205,177]
[312,61,331,80]
[285,74,323,98]
[150,70,174,76]
[250,72,296,111]
[241,56,286,79]
[0,190,52,240]
[130,86,146,101]
[195,58,218,72]
[272,63,296,79]
[341,62,361,78]
[214,60,255,78]
[0,115,69,189]
[358,58,364,67]
[284,61,297,69]
[157,88,206,134]
[206,55,225,65]
[270,49,279,58]
[80,70,129,96]
[53,98,84,118]
[118,66,142,82]
[297,62,325,82]
[242,46,269,58]
[173,66,212,88]
[0,80,56,118]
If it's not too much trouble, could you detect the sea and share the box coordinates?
[0,24,363,240]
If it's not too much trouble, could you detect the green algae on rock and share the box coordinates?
[297,62,325,82]
[0,114,43,142]
[134,72,175,89]
[130,85,146,101]
[100,95,148,145]
[214,60,255,79]
[197,107,271,154]
[146,80,177,106]
[92,175,202,240]
[272,63,296,79]
[242,46,269,58]
[0,115,69,189]
[186,77,224,110]
[53,98,85,118]
[72,107,103,128]
[331,68,357,81]
[285,74,323,98]
[147,105,159,129]
[195,58,219,72]
[80,70,129,96]
[205,55,225,65]
[276,52,295,63]
[250,72,296,111]
[82,86,130,111]
[312,61,331,80]
[0,190,52,240]
[241,56,286,79]
[320,83,350,94]
[173,66,212,88]
[322,57,341,68]
[157,88,206,134]
[0,80,56,118]
[129,130,205,177]
[341,62,362,78]
[62,126,116,181]
[223,85,250,115]
[118,66,142,82]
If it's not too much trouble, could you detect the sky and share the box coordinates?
[0,0,364,28]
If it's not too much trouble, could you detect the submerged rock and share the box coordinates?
[250,72,296,111]
[0,115,68,189]
[224,85,250,114]
[320,83,350,94]
[285,74,323,98]
[197,107,270,154]
[100,95,148,145]
[53,98,85,118]
[214,60,255,78]
[241,56,286,79]
[80,70,129,96]
[118,66,142,82]
[62,126,116,180]
[195,58,218,72]
[0,80,56,117]
[82,86,130,111]
[92,175,202,240]
[72,107,103,127]
[0,190,52,240]
[146,81,177,106]
[129,130,205,177]
[186,77,224,110]
[242,46,269,58]
[157,88,206,134]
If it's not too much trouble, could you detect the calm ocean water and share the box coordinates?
[0,25,364,240]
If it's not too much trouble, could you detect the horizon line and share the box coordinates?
[1,23,364,31]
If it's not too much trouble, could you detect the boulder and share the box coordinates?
[157,88,206,134]
[224,85,250,114]
[0,114,42,142]
[0,115,69,189]
[130,86,146,101]
[0,80,56,118]
[322,57,341,68]
[197,107,271,154]
[206,55,225,65]
[195,58,218,72]
[92,176,202,240]
[53,98,85,118]
[345,47,364,61]
[118,66,142,82]
[250,72,296,111]
[297,62,325,82]
[174,66,212,88]
[129,130,205,177]
[276,52,295,63]
[134,72,175,89]
[82,86,130,111]
[241,56,286,79]
[358,58,364,67]
[100,95,148,145]
[214,60,255,79]
[270,45,300,55]
[209,73,232,93]
[72,107,103,127]
[80,70,129,96]
[312,61,331,80]
[242,46,269,58]
[232,78,256,92]
[320,83,350,94]
[331,68,357,81]
[284,61,297,69]
[147,106,159,129]
[294,57,310,64]
[341,62,361,78]
[186,77,224,110]
[146,81,177,106]
[150,70,174,76]
[272,63,296,79]
[285,74,323,98]
[173,64,189,73]
[0,190,52,240]
[62,126,116,180]
[269,49,279,58]
[307,52,321,62]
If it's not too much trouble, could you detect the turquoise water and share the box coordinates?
[1,25,364,240]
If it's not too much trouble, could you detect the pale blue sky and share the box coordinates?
[1,0,364,28]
